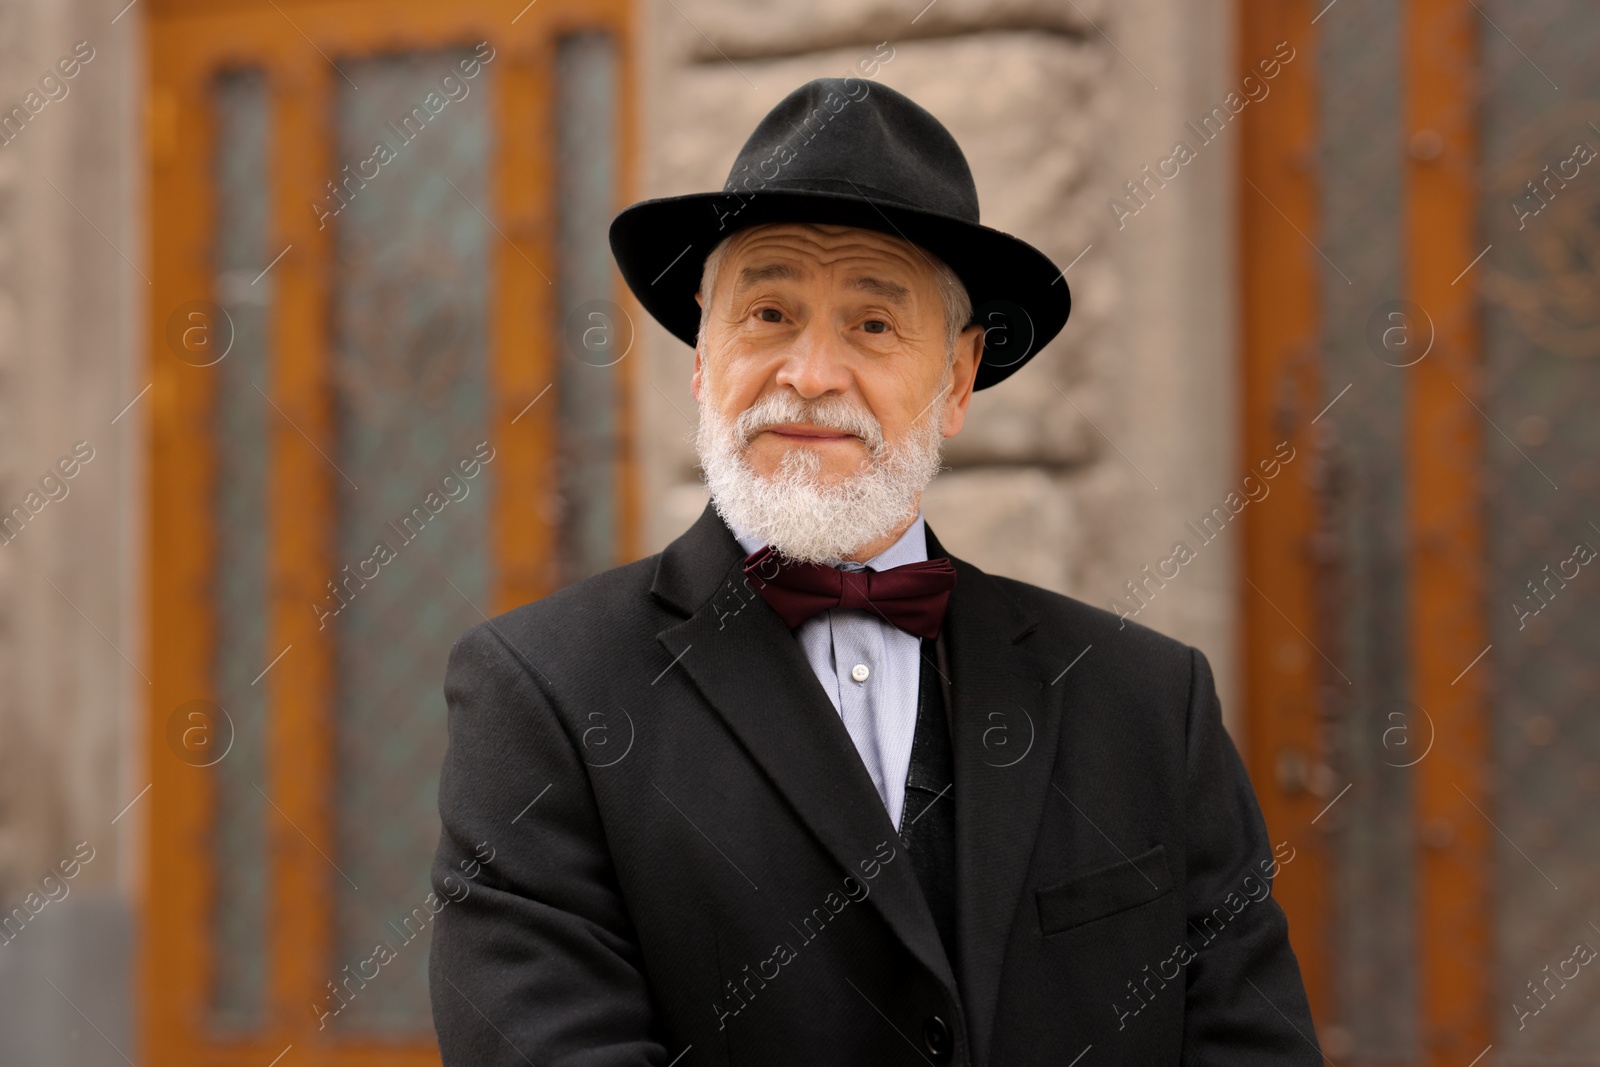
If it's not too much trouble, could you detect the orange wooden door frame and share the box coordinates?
[143,1,634,1063]
[1401,1,1492,1062]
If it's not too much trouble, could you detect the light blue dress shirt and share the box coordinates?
[733,511,927,831]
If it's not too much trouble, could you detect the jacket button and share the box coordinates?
[922,1014,952,1061]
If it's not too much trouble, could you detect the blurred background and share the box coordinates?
[0,0,1594,1063]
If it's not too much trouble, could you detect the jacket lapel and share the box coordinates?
[651,502,959,998]
[651,503,1066,1063]
[926,524,1067,1066]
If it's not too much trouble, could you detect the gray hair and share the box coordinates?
[695,231,973,371]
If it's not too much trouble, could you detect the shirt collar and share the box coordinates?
[731,509,928,571]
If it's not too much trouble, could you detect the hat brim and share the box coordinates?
[609,188,1070,391]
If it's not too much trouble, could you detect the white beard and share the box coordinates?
[695,365,950,565]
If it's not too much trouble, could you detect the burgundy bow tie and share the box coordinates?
[742,545,957,640]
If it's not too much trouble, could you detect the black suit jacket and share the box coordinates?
[428,501,1322,1065]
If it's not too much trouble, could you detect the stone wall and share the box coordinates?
[632,0,1245,731]
[0,0,142,1055]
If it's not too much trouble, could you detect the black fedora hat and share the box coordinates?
[608,77,1071,391]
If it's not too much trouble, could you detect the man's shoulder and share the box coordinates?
[450,552,668,663]
[979,567,1200,676]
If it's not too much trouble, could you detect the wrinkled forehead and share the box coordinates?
[716,222,937,302]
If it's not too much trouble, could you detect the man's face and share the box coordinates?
[692,223,981,487]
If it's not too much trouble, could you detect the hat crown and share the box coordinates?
[607,77,1071,390]
[723,78,980,224]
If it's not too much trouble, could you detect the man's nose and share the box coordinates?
[772,315,854,399]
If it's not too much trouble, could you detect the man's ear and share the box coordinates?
[691,290,705,403]
[940,323,985,438]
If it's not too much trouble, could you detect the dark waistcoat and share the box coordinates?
[901,633,960,982]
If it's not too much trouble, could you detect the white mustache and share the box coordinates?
[734,392,885,455]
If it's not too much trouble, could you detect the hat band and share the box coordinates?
[713,176,957,220]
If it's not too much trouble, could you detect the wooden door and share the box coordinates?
[1239,1,1489,1062]
[144,1,634,1062]
[1240,1,1599,1064]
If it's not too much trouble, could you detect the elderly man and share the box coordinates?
[429,78,1320,1066]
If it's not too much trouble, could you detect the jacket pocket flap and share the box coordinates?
[1036,843,1173,934]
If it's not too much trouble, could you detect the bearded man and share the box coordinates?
[429,78,1321,1066]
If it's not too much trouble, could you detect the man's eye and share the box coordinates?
[862,319,889,334]
[756,308,783,323]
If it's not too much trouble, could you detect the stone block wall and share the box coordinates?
[632,0,1245,730]
[0,0,142,1051]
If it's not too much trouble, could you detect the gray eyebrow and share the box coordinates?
[848,275,910,306]
[734,263,803,290]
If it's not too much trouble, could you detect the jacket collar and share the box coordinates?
[651,500,1066,1066]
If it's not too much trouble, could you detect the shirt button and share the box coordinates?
[851,663,870,683]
